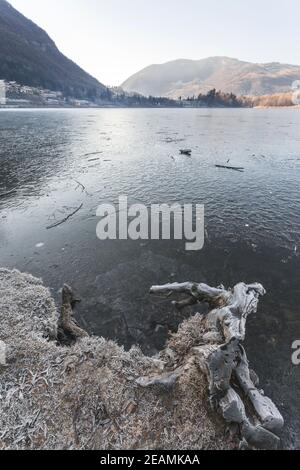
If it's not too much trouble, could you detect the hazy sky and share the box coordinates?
[10,0,300,86]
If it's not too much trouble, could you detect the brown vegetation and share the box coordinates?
[248,92,295,108]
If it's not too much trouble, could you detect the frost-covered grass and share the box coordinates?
[0,269,234,450]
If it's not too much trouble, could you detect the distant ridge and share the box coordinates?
[122,56,300,98]
[0,0,107,100]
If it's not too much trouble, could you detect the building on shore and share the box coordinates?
[0,79,99,108]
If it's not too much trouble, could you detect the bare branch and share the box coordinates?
[46,204,83,230]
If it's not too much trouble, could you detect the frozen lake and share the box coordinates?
[0,108,299,448]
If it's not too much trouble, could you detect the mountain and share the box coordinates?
[122,57,300,98]
[0,0,107,100]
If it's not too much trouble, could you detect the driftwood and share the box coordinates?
[137,281,284,449]
[180,149,192,156]
[74,180,86,193]
[215,164,244,172]
[84,151,103,157]
[55,280,284,448]
[46,203,83,230]
[57,284,88,344]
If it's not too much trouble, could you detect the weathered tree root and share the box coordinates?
[137,281,284,450]
[57,284,89,345]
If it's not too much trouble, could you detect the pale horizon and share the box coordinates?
[8,0,300,86]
